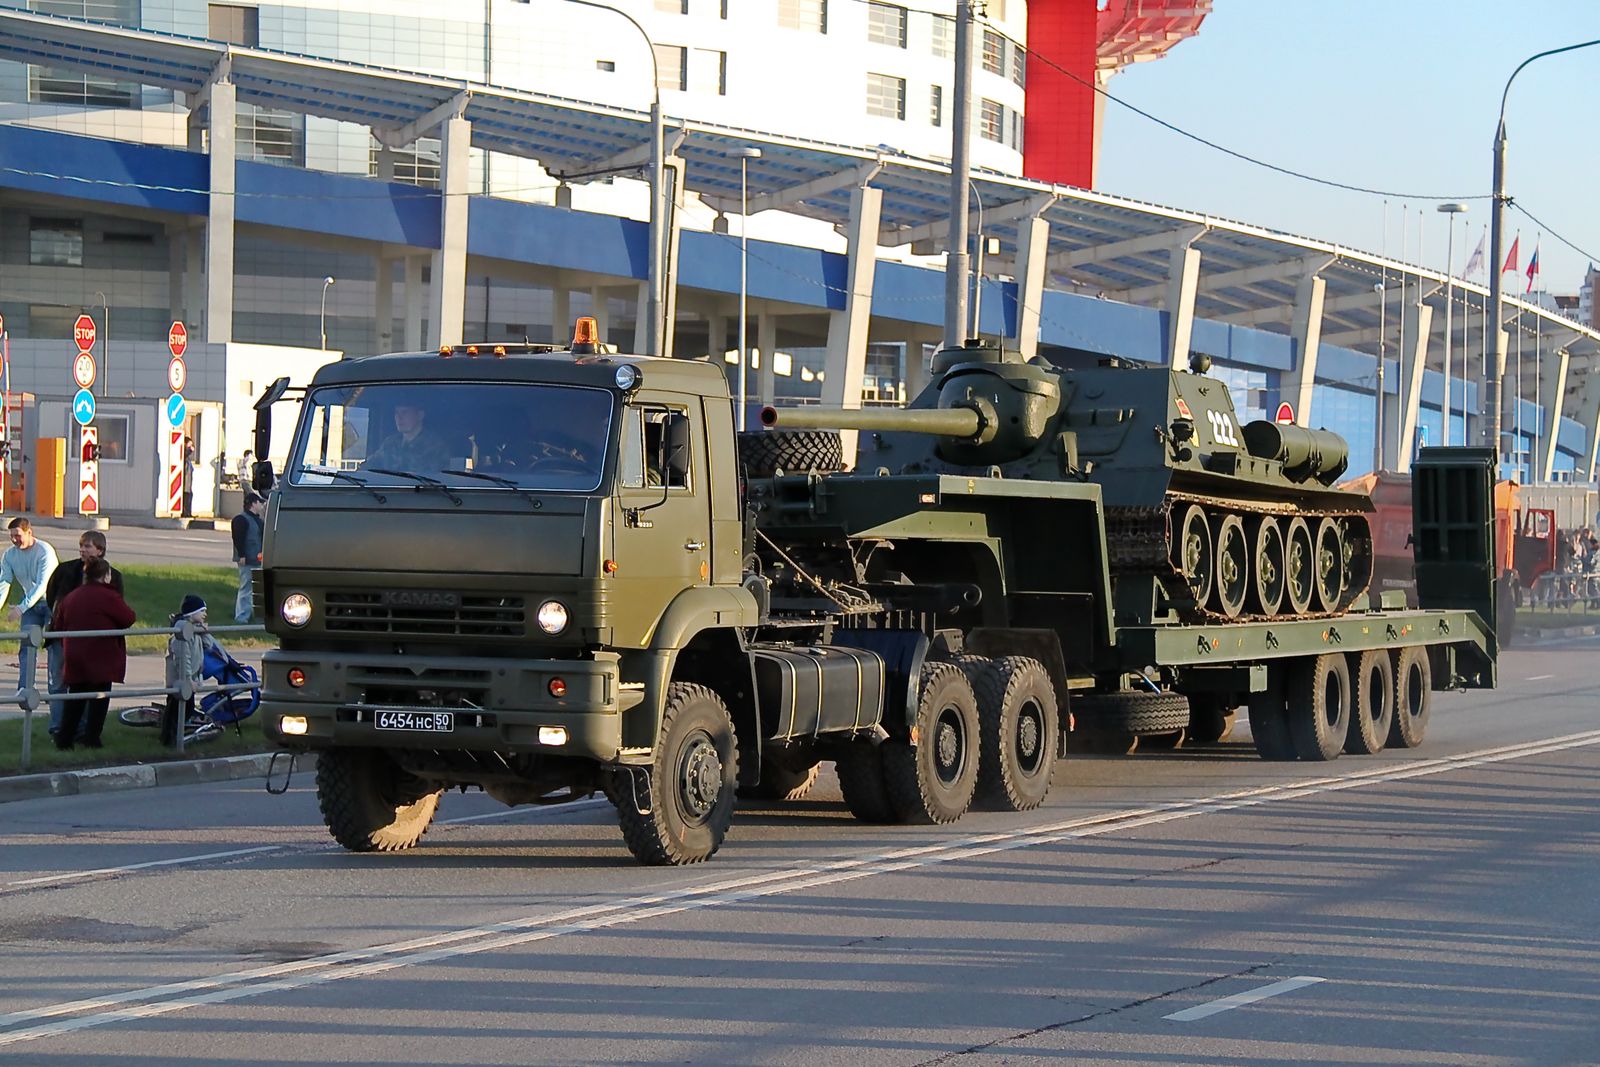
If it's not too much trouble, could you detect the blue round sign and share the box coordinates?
[72,388,96,426]
[165,392,187,429]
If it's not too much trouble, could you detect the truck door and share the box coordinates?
[611,402,710,648]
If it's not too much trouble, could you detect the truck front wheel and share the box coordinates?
[316,748,443,853]
[883,662,980,824]
[617,683,740,865]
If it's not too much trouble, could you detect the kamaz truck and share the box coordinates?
[255,324,1497,866]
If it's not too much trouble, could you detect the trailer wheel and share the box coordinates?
[1287,653,1350,761]
[1387,646,1432,749]
[1072,691,1190,736]
[616,683,739,866]
[737,430,844,477]
[963,656,1057,812]
[316,748,442,853]
[1345,649,1394,755]
[883,662,981,824]
[835,743,897,823]
[1247,667,1296,760]
[739,759,821,802]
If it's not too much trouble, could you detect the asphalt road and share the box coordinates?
[12,517,235,569]
[2,642,1598,1065]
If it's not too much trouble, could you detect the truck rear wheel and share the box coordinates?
[963,656,1057,812]
[1247,667,1295,760]
[1388,646,1432,748]
[883,662,980,824]
[316,748,442,853]
[1345,649,1394,755]
[737,429,844,477]
[836,743,897,823]
[1287,653,1350,761]
[617,683,739,865]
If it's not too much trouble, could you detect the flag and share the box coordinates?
[1502,235,1520,275]
[1462,231,1486,279]
[1526,242,1541,293]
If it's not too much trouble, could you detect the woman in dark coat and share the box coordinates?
[50,557,136,749]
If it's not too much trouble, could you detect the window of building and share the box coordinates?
[30,0,135,24]
[207,4,259,46]
[930,14,953,58]
[866,73,906,120]
[655,0,687,11]
[929,84,943,127]
[867,3,906,48]
[777,0,826,33]
[369,137,441,187]
[979,98,1003,142]
[28,0,139,107]
[94,413,130,463]
[689,48,727,95]
[30,218,82,267]
[596,59,615,72]
[1010,41,1026,87]
[29,304,80,339]
[654,44,687,91]
[239,106,305,166]
[982,30,1004,75]
[1008,108,1024,152]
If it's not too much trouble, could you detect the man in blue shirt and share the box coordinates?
[0,517,60,699]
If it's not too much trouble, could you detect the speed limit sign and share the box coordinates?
[73,351,96,389]
[167,357,188,393]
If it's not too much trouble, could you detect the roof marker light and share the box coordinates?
[571,316,600,354]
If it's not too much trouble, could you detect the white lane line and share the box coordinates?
[1525,674,1554,681]
[1164,976,1326,1022]
[3,728,1599,1047]
[2,847,283,890]
[439,797,608,825]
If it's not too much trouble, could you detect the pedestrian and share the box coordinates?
[163,594,223,745]
[182,436,196,517]
[43,530,125,740]
[0,517,60,693]
[49,558,134,750]
[232,491,266,623]
[237,448,255,488]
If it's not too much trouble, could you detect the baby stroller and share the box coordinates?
[120,642,261,742]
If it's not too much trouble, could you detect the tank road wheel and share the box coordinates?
[1250,517,1287,617]
[836,743,898,823]
[1345,649,1394,755]
[617,683,739,865]
[963,656,1058,812]
[316,748,443,853]
[1246,666,1296,761]
[883,662,981,824]
[739,759,821,802]
[1286,653,1351,762]
[1284,517,1316,616]
[1174,504,1215,608]
[1339,516,1374,611]
[1313,517,1346,613]
[1210,514,1250,618]
[1388,646,1433,749]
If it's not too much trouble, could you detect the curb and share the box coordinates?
[0,750,311,805]
[1515,623,1599,644]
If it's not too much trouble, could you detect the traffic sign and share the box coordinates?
[72,351,96,389]
[74,314,96,353]
[167,321,188,358]
[0,312,6,334]
[167,429,184,516]
[165,391,187,428]
[72,388,96,425]
[1274,402,1295,424]
[79,425,98,516]
[167,357,187,393]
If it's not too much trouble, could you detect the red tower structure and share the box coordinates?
[1023,0,1211,188]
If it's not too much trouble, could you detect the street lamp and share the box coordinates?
[736,147,762,430]
[1374,281,1385,471]
[93,290,108,397]
[1437,203,1467,445]
[1487,39,1600,466]
[320,276,335,350]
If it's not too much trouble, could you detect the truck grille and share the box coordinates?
[352,664,494,708]
[324,592,526,637]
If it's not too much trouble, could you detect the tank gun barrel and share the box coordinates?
[760,404,985,439]
[1241,421,1350,485]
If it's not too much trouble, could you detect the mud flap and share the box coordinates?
[1412,447,1497,688]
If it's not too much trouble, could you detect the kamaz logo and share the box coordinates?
[380,590,461,609]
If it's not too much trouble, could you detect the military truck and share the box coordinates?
[254,325,1497,866]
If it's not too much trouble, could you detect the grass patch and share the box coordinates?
[1,705,271,776]
[1514,606,1600,631]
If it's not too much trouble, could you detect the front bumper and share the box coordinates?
[260,648,633,761]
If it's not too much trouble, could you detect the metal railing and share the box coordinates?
[2,620,266,773]
[1513,572,1600,623]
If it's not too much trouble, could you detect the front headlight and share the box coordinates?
[536,599,568,634]
[281,593,313,627]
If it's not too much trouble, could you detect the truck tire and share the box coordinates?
[1387,645,1432,749]
[1345,649,1394,755]
[883,661,980,824]
[1073,691,1190,736]
[963,656,1057,812]
[835,743,897,823]
[316,748,442,853]
[739,759,821,802]
[737,430,844,477]
[1287,653,1350,762]
[617,683,740,865]
[1247,667,1296,761]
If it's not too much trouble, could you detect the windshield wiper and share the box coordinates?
[302,467,388,503]
[443,467,544,508]
[367,467,463,506]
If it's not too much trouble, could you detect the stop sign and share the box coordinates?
[1275,402,1295,424]
[168,321,188,358]
[74,314,96,353]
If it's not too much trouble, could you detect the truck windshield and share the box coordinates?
[288,382,612,492]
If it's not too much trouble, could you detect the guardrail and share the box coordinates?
[2,620,266,773]
[1514,572,1600,622]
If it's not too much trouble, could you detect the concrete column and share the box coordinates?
[205,79,236,344]
[375,144,396,183]
[633,282,649,355]
[1538,348,1570,482]
[428,115,471,348]
[403,255,424,351]
[1164,240,1201,370]
[708,314,729,360]
[551,287,570,343]
[1395,303,1436,475]
[589,287,611,339]
[1284,273,1326,426]
[1012,214,1050,361]
[821,183,884,460]
[904,335,931,400]
[757,313,777,405]
[1577,376,1600,481]
[373,255,394,354]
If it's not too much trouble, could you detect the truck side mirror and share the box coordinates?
[252,460,275,493]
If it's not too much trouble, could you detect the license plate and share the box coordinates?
[374,709,454,733]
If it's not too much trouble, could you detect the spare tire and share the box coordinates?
[738,430,844,477]
[1072,691,1190,736]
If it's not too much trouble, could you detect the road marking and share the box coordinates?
[1525,674,1554,681]
[1164,976,1326,1021]
[2,847,282,890]
[439,797,607,825]
[2,728,1598,1047]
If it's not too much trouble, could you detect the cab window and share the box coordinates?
[619,406,691,490]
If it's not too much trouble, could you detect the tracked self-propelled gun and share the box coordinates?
[762,340,1373,624]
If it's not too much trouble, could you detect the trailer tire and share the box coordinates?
[1247,668,1296,761]
[616,683,739,866]
[739,759,821,802]
[963,656,1057,812]
[883,661,981,824]
[1072,691,1190,736]
[836,743,897,823]
[1388,645,1432,749]
[1345,649,1394,755]
[316,748,442,853]
[1287,653,1350,762]
[737,430,844,477]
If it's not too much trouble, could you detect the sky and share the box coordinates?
[1095,0,1600,296]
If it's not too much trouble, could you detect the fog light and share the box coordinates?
[538,726,568,746]
[548,677,567,698]
[287,668,307,688]
[280,715,308,736]
[281,593,312,627]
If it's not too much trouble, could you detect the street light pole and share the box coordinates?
[320,276,335,350]
[943,0,974,349]
[737,147,762,430]
[1374,281,1385,472]
[1438,203,1466,445]
[93,290,108,397]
